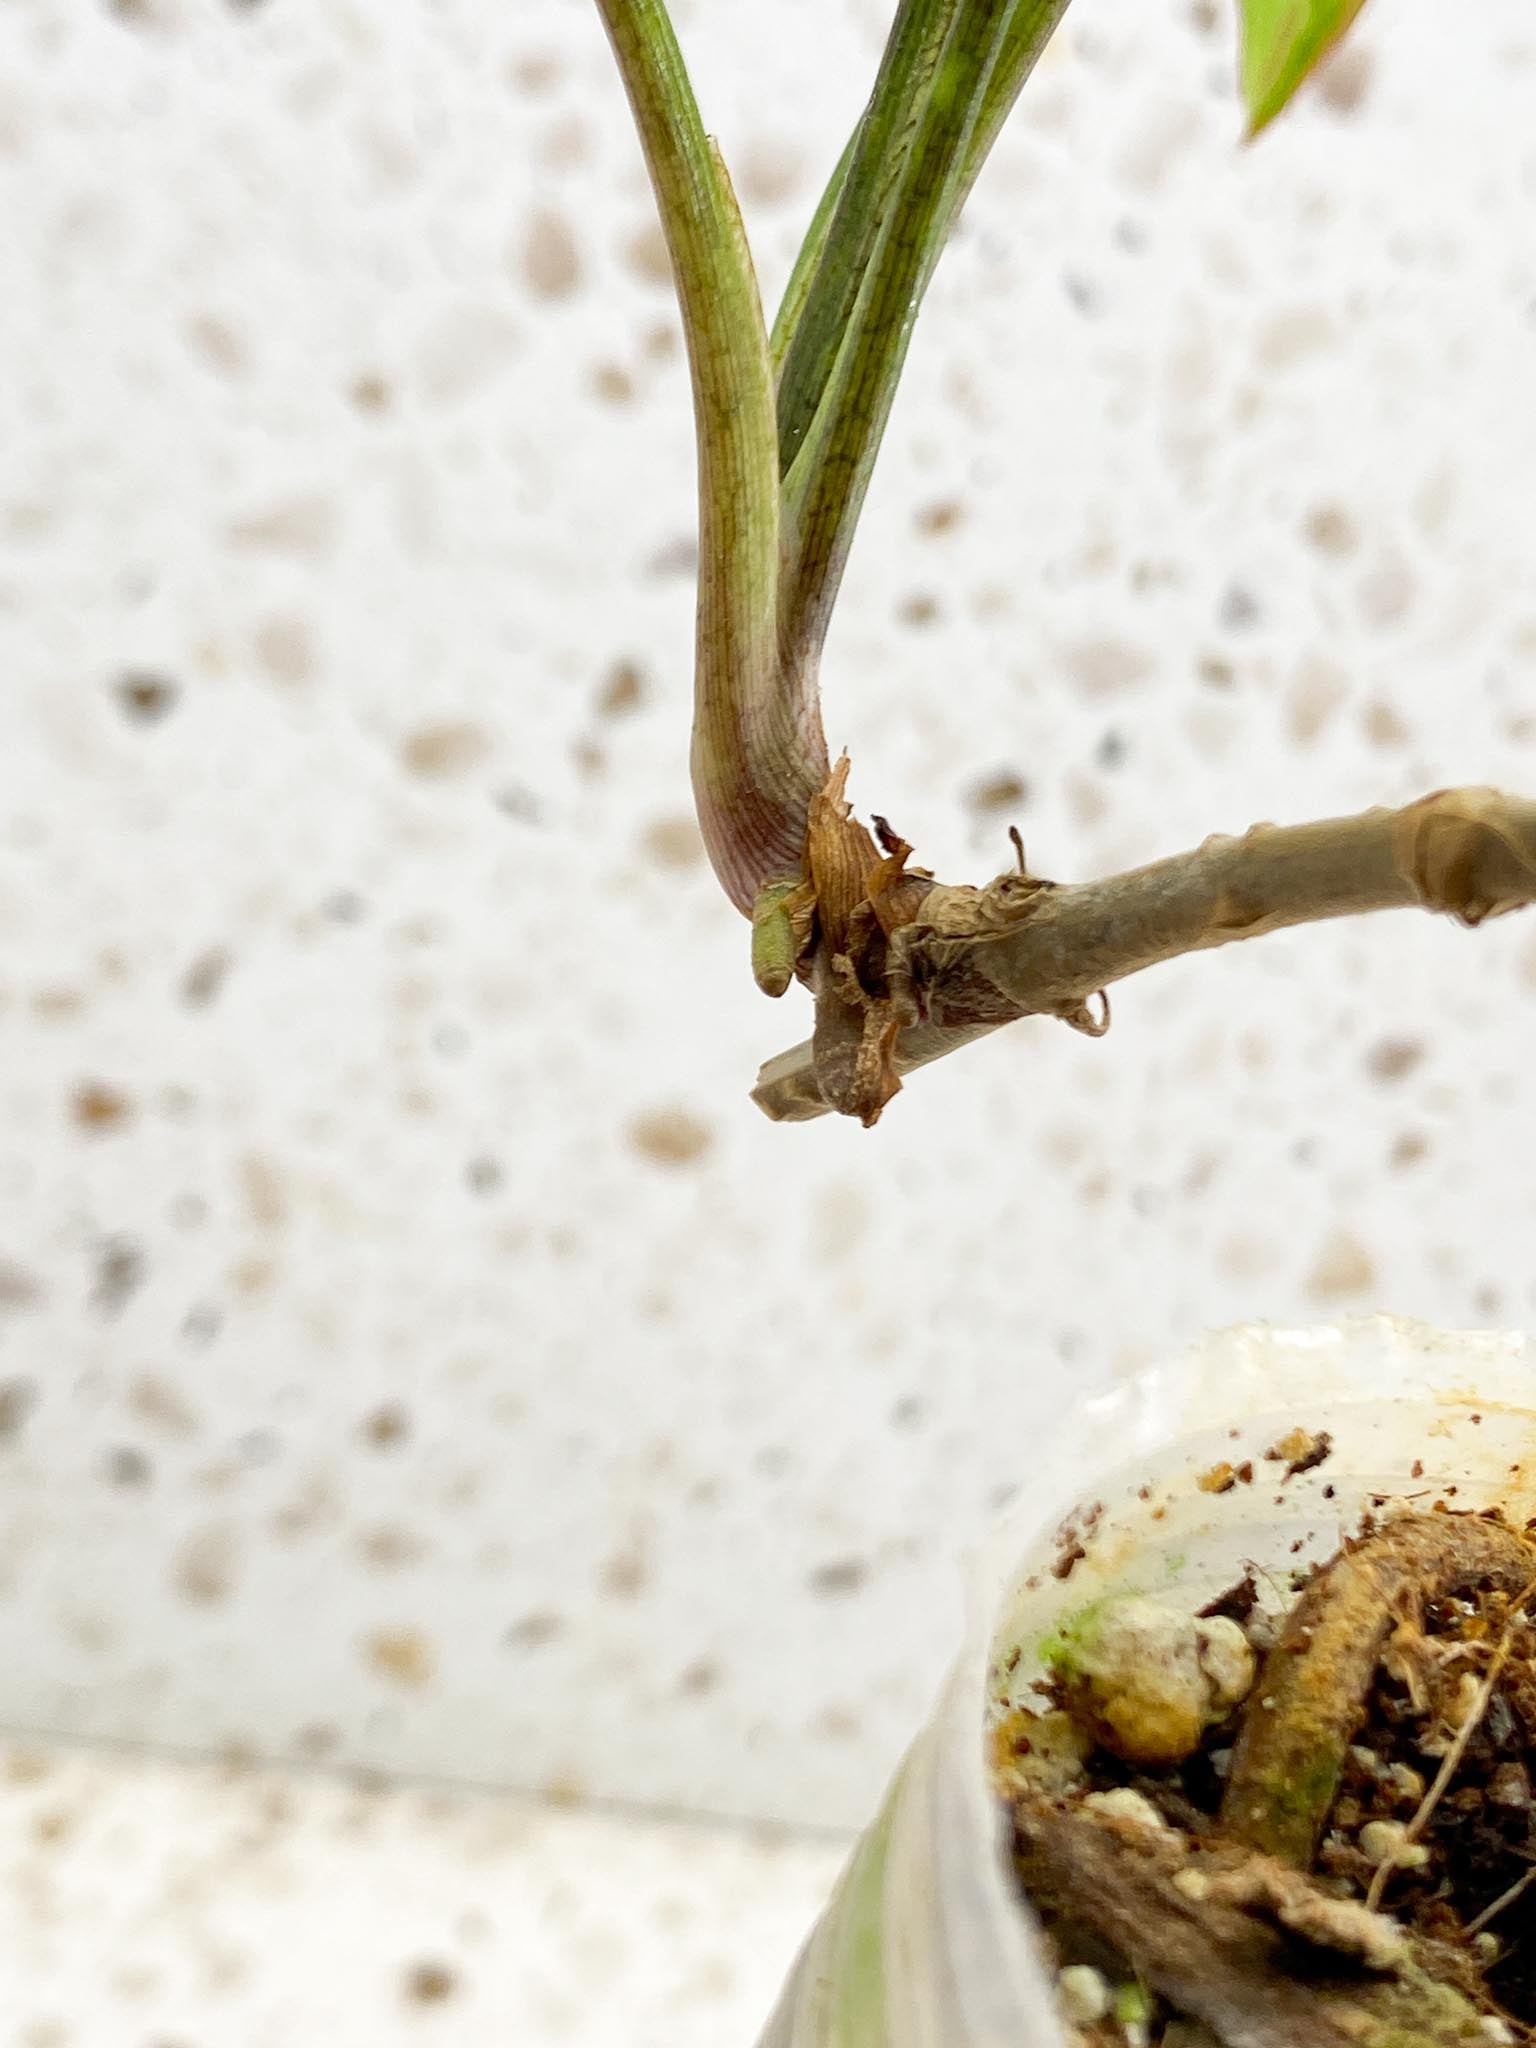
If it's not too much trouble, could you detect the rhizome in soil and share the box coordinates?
[993,1491,1536,2048]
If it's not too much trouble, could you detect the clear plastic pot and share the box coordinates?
[758,1315,1536,2048]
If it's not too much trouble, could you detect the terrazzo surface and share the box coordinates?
[0,1737,844,2048]
[2,0,1536,1839]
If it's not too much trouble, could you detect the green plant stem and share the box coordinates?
[775,0,1073,487]
[962,0,1075,197]
[773,0,961,474]
[769,132,857,378]
[776,0,1021,681]
[595,0,827,913]
[601,0,1076,917]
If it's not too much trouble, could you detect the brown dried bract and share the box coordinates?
[798,757,938,1124]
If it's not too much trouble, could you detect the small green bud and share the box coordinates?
[751,881,800,997]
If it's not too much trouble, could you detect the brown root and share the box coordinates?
[1218,1514,1536,1868]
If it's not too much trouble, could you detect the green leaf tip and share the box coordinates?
[1238,0,1372,138]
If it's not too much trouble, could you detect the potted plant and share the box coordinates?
[594,4,1536,2041]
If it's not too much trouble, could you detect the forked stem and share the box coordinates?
[753,787,1536,1121]
[596,0,827,913]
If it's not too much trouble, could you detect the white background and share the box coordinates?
[1,0,1535,2039]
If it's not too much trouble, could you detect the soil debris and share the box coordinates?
[997,1510,1536,2046]
[1264,1426,1334,1479]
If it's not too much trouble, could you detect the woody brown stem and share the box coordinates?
[1012,1795,1496,2048]
[752,786,1536,1123]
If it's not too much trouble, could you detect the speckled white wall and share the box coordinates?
[2,0,1536,1857]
